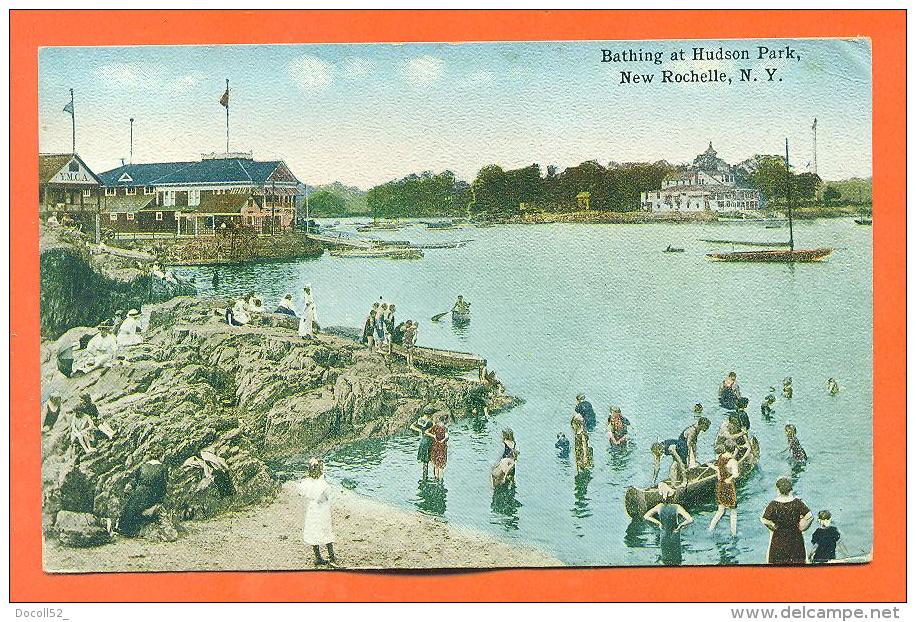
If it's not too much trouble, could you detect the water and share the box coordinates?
[175,218,873,566]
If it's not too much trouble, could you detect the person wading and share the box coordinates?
[644,482,694,566]
[708,440,740,536]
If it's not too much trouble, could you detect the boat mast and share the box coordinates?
[785,138,794,252]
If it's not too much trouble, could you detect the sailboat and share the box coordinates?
[707,138,833,263]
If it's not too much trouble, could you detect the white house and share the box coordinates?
[640,143,762,214]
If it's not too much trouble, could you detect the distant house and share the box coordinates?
[39,153,103,224]
[97,152,300,236]
[640,143,761,214]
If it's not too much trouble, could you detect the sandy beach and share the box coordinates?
[44,483,563,572]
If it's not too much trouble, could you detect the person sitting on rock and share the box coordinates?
[275,294,297,317]
[246,293,266,314]
[117,309,143,347]
[42,393,62,433]
[118,459,168,537]
[75,323,118,373]
[230,299,251,327]
[69,393,100,455]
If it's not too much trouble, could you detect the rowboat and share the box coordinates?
[853,217,872,225]
[663,246,685,253]
[329,247,423,260]
[624,436,760,518]
[707,248,833,262]
[701,239,791,248]
[452,309,471,323]
[389,343,484,374]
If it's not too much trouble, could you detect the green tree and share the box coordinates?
[822,186,841,204]
[307,190,347,216]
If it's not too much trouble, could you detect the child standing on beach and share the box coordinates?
[299,458,336,566]
[809,510,847,563]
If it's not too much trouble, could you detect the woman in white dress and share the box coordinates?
[298,285,317,339]
[299,458,336,565]
[116,309,143,347]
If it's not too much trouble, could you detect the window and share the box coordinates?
[144,186,155,195]
[188,189,201,206]
[109,213,118,221]
[126,213,135,221]
[82,189,92,198]
[163,190,176,207]
[105,187,116,196]
[155,212,164,221]
[126,187,136,195]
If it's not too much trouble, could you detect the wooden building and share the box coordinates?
[97,152,300,236]
[39,153,103,225]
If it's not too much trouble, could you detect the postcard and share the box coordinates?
[33,35,878,574]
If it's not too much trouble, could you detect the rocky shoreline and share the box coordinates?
[41,292,523,569]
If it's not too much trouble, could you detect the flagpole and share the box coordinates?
[225,78,230,153]
[70,88,75,154]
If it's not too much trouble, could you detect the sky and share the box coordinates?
[38,38,872,188]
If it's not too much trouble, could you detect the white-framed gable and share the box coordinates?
[48,157,99,186]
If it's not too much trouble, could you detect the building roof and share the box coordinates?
[39,153,103,186]
[102,194,157,214]
[194,193,254,215]
[98,156,299,188]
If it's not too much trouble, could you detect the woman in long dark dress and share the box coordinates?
[760,476,814,564]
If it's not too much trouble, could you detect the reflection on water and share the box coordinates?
[415,479,447,516]
[572,470,593,520]
[624,519,654,549]
[606,441,635,474]
[715,536,741,565]
[451,317,471,340]
[490,482,522,531]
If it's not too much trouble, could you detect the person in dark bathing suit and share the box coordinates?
[644,482,694,566]
[809,510,847,563]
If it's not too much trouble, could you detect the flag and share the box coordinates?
[219,86,229,108]
[812,117,817,130]
[63,100,73,116]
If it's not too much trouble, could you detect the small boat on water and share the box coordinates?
[329,247,423,260]
[707,248,833,262]
[356,220,402,232]
[701,239,791,248]
[624,436,760,518]
[452,309,471,323]
[663,245,685,253]
[389,343,484,374]
[706,138,833,264]
[854,217,872,225]
[412,240,469,250]
[425,220,458,230]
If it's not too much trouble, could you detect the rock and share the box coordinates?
[40,296,512,540]
[55,510,112,548]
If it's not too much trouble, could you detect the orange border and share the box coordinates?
[11,10,905,602]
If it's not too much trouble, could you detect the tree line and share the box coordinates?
[366,161,677,218]
[363,156,850,218]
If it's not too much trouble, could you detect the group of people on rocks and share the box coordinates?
[224,286,318,339]
[361,299,419,365]
[57,309,146,377]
